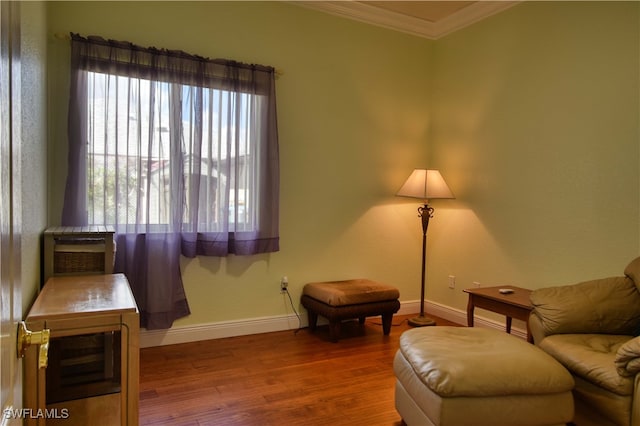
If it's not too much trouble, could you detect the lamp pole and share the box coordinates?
[408,203,436,327]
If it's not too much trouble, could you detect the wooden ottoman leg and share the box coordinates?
[382,313,394,335]
[329,320,341,342]
[308,310,318,332]
[358,316,365,325]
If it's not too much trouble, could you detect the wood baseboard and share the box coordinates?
[140,300,527,348]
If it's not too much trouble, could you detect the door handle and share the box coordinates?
[17,321,50,368]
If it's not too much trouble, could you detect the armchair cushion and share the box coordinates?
[530,276,640,336]
[539,333,633,396]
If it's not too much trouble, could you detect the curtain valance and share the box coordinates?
[70,33,274,94]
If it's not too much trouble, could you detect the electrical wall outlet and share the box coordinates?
[280,276,288,293]
[448,275,456,289]
[473,281,481,288]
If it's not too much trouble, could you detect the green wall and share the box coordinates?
[46,1,640,331]
[46,1,434,326]
[428,1,640,314]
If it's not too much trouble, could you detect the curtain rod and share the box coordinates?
[53,32,284,77]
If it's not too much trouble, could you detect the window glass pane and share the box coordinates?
[85,71,262,232]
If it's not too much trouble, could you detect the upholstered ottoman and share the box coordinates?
[394,327,575,426]
[301,279,400,342]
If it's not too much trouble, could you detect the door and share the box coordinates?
[0,1,22,425]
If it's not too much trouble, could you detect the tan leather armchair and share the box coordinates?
[529,257,640,426]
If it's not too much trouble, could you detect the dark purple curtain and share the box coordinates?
[61,34,280,329]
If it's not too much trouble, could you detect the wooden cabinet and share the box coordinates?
[41,226,118,407]
[24,274,139,426]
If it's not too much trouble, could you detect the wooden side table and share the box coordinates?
[463,285,533,342]
[24,274,139,425]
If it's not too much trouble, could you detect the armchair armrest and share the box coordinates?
[617,337,640,426]
[530,276,640,337]
[528,311,547,345]
[616,337,640,377]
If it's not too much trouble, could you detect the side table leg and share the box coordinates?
[466,296,475,327]
[506,317,512,334]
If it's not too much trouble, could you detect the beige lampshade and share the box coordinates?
[396,169,454,202]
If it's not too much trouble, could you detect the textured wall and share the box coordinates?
[429,1,640,316]
[45,1,640,331]
[46,1,434,326]
[21,1,48,312]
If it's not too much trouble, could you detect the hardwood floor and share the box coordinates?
[139,314,458,425]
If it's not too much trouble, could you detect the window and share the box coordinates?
[62,34,280,329]
[63,34,280,257]
[86,73,262,233]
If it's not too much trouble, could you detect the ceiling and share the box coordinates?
[293,1,520,39]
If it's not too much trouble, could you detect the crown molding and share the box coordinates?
[291,1,520,40]
[433,1,520,38]
[294,1,441,39]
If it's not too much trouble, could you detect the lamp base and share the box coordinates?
[408,315,436,327]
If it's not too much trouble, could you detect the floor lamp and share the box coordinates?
[397,169,454,327]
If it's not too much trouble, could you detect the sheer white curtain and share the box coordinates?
[62,34,280,329]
